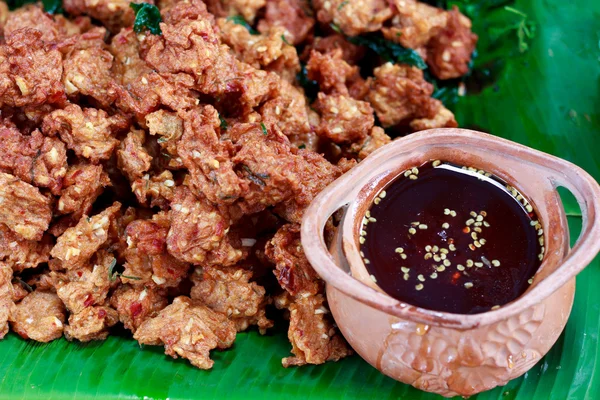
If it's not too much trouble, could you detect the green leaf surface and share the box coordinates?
[1,0,600,398]
[130,2,162,35]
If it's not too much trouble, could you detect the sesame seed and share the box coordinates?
[433,160,441,167]
[395,247,404,253]
[442,222,450,229]
[409,228,417,235]
[464,282,474,289]
[424,253,432,260]
[436,265,446,272]
[440,248,449,254]
[457,264,465,271]
[471,232,478,240]
[444,208,451,215]
[401,254,407,259]
[418,224,428,230]
[412,167,419,174]
[476,215,483,222]
[374,198,381,205]
[450,211,457,217]
[474,262,483,267]
[430,272,438,279]
[449,244,456,251]
[366,211,371,218]
[539,237,544,245]
[433,255,441,262]
[470,211,477,217]
[443,259,451,267]
[401,267,410,273]
[491,305,500,310]
[415,284,424,291]
[369,217,377,222]
[359,237,365,244]
[403,274,409,280]
[474,227,482,233]
[469,244,476,251]
[440,253,447,260]
[409,174,418,180]
[526,204,533,213]
[483,221,491,227]
[492,260,500,267]
[516,194,523,201]
[411,221,420,226]
[540,246,545,253]
[417,274,425,282]
[474,241,481,248]
[432,246,439,252]
[466,219,475,226]
[425,245,432,252]
[370,274,377,282]
[360,251,364,257]
[466,260,474,267]
[480,211,487,217]
[538,229,543,236]
[404,171,411,177]
[528,278,533,285]
[479,238,486,245]
[360,230,366,236]
[364,259,370,264]
[380,190,387,198]
[474,221,482,227]
[530,220,538,226]
[538,254,544,260]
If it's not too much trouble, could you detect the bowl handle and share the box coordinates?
[530,158,600,300]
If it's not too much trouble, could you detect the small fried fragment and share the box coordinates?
[57,163,111,219]
[134,296,237,369]
[64,305,118,342]
[9,291,66,342]
[0,224,52,272]
[117,129,152,182]
[0,262,14,339]
[110,284,168,333]
[314,93,374,143]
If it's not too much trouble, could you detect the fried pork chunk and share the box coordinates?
[257,0,315,45]
[0,29,65,108]
[42,104,129,163]
[306,49,367,98]
[167,187,244,267]
[9,291,66,342]
[122,212,190,288]
[0,172,52,241]
[3,4,62,43]
[63,0,150,33]
[0,224,52,273]
[191,266,273,333]
[0,122,67,195]
[266,224,352,366]
[56,163,111,219]
[110,285,168,333]
[117,129,152,182]
[64,305,119,341]
[134,296,237,369]
[0,262,14,339]
[313,93,374,143]
[51,203,121,269]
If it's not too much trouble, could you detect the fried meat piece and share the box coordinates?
[257,0,315,45]
[314,93,374,143]
[260,79,311,139]
[52,251,115,314]
[131,170,176,209]
[191,266,273,333]
[50,202,121,269]
[64,305,118,341]
[57,163,111,218]
[382,0,448,49]
[63,0,150,33]
[427,7,478,80]
[204,0,265,23]
[60,28,118,107]
[0,262,14,339]
[122,213,190,287]
[9,290,66,342]
[178,106,245,204]
[145,110,184,169]
[314,0,392,36]
[306,49,367,98]
[282,294,352,367]
[218,19,300,83]
[42,104,129,163]
[0,123,68,195]
[0,2,8,36]
[409,101,458,130]
[0,224,52,272]
[346,126,392,160]
[110,285,168,332]
[3,4,61,43]
[0,172,52,241]
[167,187,244,267]
[304,34,365,65]
[109,27,153,86]
[134,296,237,369]
[265,224,321,296]
[117,129,152,182]
[366,62,439,127]
[0,29,65,108]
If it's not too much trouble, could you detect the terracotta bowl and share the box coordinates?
[301,128,600,397]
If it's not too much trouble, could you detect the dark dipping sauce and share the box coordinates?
[360,161,544,314]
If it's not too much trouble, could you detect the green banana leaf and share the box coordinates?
[1,0,600,398]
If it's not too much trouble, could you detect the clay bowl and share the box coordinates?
[301,128,600,397]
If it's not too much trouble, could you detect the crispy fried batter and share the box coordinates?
[346,126,392,160]
[110,284,168,332]
[134,296,237,369]
[131,170,176,209]
[117,129,153,182]
[0,262,14,339]
[64,305,118,341]
[257,0,315,45]
[0,224,52,273]
[260,79,311,139]
[0,123,67,195]
[42,103,129,163]
[383,0,448,49]
[109,27,153,86]
[4,4,61,43]
[205,0,265,23]
[57,163,111,219]
[314,0,392,36]
[167,187,244,266]
[314,93,374,143]
[50,202,121,269]
[145,110,184,169]
[191,266,273,333]
[0,172,52,241]
[63,0,150,33]
[0,29,65,108]
[409,100,458,130]
[306,49,366,97]
[9,290,66,342]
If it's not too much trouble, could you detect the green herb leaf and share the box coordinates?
[296,63,319,103]
[346,33,428,69]
[130,2,162,35]
[14,278,33,293]
[120,275,142,281]
[108,258,118,282]
[337,0,348,10]
[260,123,268,136]
[503,6,536,53]
[298,144,306,149]
[281,35,291,45]
[220,116,228,131]
[227,15,258,35]
[42,0,62,13]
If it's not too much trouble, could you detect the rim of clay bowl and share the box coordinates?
[301,128,600,330]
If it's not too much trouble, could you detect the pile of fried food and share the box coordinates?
[0,0,476,369]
